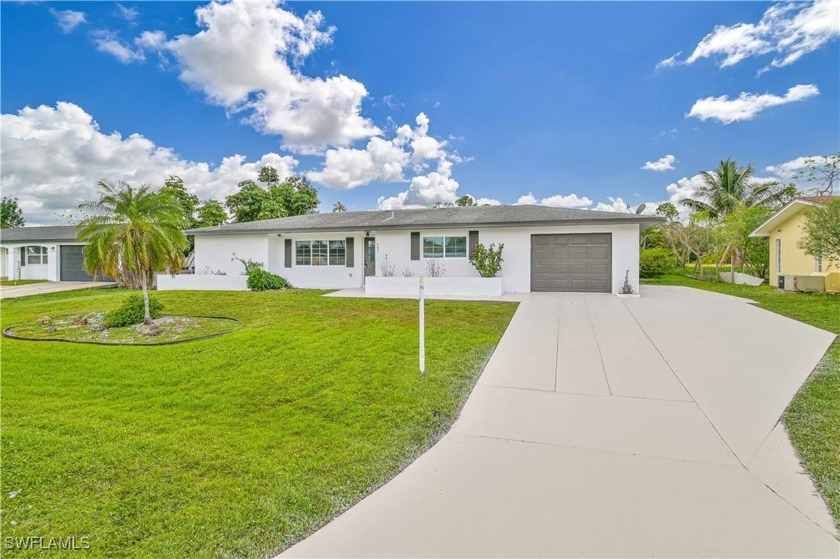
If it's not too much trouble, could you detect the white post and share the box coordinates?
[419,275,425,375]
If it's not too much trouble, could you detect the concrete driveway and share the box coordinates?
[283,286,838,557]
[0,281,115,299]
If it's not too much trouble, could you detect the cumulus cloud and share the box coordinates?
[766,155,822,177]
[1,102,297,225]
[514,193,593,208]
[129,0,379,152]
[92,30,145,63]
[658,0,840,71]
[642,154,676,171]
[49,9,86,33]
[688,84,819,124]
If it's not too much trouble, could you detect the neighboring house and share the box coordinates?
[186,206,663,294]
[750,196,839,292]
[0,225,102,282]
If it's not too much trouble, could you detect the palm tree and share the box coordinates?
[78,180,188,324]
[680,159,787,219]
[332,201,347,212]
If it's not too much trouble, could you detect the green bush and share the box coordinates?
[247,268,289,291]
[103,294,163,327]
[640,248,677,278]
[470,243,504,278]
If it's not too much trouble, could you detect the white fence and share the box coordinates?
[156,274,248,291]
[365,276,503,298]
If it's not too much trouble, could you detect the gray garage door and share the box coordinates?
[531,233,612,292]
[60,245,99,282]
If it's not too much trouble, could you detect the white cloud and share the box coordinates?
[307,137,408,189]
[135,30,167,50]
[93,30,145,63]
[49,9,86,33]
[116,3,139,22]
[474,197,501,206]
[661,0,840,71]
[688,84,819,124]
[1,102,298,225]
[593,197,632,213]
[655,52,681,70]
[766,155,820,177]
[136,0,379,152]
[514,193,593,208]
[642,154,676,171]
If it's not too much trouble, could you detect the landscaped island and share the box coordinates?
[0,288,516,557]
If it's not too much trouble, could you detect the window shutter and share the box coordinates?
[20,247,26,266]
[410,232,420,261]
[284,239,292,268]
[468,230,479,259]
[345,237,354,268]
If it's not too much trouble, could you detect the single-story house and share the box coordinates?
[750,196,839,292]
[0,225,103,282]
[185,205,663,295]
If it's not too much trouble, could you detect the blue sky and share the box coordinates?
[2,0,838,224]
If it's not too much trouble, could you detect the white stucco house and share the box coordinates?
[0,225,104,282]
[182,206,663,295]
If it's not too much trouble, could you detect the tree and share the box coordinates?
[794,154,839,196]
[716,206,773,279]
[680,159,790,219]
[332,201,347,213]
[225,167,319,222]
[455,194,477,207]
[798,198,840,263]
[666,219,718,275]
[655,202,679,222]
[196,199,227,227]
[77,180,188,324]
[1,197,25,228]
[160,176,199,227]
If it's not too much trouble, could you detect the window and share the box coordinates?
[816,256,823,273]
[26,246,48,265]
[423,236,467,258]
[295,240,345,266]
[775,239,782,273]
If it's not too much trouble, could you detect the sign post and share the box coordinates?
[419,276,425,375]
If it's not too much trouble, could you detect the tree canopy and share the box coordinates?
[225,167,319,222]
[1,197,25,229]
[798,198,840,262]
[196,199,228,227]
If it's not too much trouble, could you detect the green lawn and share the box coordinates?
[1,279,49,286]
[644,274,840,529]
[0,289,516,557]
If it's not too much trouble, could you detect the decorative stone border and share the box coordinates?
[2,315,241,346]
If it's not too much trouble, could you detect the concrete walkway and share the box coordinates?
[0,281,116,299]
[283,286,838,557]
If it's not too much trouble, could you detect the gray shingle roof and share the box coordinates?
[0,225,81,243]
[187,205,664,235]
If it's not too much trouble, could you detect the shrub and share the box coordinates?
[640,248,677,278]
[247,268,289,291]
[103,294,163,328]
[470,243,504,278]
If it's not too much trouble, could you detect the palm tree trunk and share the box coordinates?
[141,275,152,324]
[731,248,736,284]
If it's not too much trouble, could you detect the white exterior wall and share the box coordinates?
[375,223,640,294]
[194,234,269,276]
[157,274,249,291]
[0,242,70,281]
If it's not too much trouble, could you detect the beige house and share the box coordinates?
[750,196,839,292]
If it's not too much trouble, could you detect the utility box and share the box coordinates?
[783,275,826,292]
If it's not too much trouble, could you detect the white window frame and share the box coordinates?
[26,245,48,265]
[294,240,346,266]
[422,235,467,259]
[775,239,782,274]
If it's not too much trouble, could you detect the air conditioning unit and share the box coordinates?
[782,275,826,292]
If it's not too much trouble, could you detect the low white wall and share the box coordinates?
[365,276,503,297]
[157,274,249,291]
[718,272,765,286]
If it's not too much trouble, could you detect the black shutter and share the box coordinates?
[410,232,420,261]
[469,230,479,259]
[345,237,354,267]
[284,239,292,268]
[20,247,26,266]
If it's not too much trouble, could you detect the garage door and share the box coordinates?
[60,245,99,281]
[531,233,612,292]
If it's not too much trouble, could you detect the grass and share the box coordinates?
[1,279,49,286]
[5,313,238,345]
[0,288,517,557]
[644,273,840,529]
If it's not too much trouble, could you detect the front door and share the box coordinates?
[364,237,376,277]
